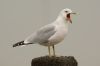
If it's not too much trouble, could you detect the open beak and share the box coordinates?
[66,12,76,24]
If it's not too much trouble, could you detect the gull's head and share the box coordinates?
[59,8,76,24]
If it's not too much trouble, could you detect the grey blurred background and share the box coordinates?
[1,0,100,66]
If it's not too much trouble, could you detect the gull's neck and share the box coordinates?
[53,15,69,27]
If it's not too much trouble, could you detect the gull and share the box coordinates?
[13,8,76,57]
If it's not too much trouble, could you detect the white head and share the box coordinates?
[59,8,76,23]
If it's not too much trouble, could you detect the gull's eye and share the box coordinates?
[65,11,68,13]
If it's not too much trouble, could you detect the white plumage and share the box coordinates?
[13,8,76,57]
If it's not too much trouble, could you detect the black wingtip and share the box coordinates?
[13,44,17,47]
[12,41,24,47]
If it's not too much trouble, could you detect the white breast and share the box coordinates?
[48,24,68,45]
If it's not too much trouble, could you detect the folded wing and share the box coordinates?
[24,24,56,44]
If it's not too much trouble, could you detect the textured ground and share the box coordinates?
[31,56,78,66]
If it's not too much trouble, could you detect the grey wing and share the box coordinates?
[24,24,56,44]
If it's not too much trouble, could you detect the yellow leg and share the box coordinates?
[52,45,56,56]
[48,45,51,57]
